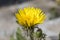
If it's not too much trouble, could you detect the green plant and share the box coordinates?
[10,27,26,40]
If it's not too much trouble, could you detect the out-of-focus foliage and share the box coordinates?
[56,0,60,5]
[49,7,60,20]
[16,27,26,40]
[10,27,26,40]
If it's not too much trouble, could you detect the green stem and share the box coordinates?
[27,29,34,40]
[30,29,34,40]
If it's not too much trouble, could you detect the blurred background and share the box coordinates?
[0,0,60,40]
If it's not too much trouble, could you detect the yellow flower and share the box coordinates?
[15,7,46,28]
